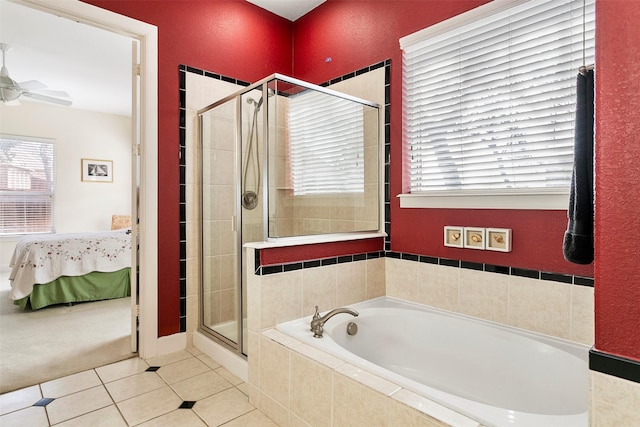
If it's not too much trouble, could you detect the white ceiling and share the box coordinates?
[0,0,133,116]
[0,0,325,117]
[246,0,326,21]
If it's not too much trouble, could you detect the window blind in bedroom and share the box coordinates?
[401,0,595,195]
[0,134,55,235]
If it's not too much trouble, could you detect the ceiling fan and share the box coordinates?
[0,43,72,106]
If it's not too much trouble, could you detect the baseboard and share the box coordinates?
[194,331,248,382]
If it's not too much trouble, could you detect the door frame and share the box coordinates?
[14,0,159,358]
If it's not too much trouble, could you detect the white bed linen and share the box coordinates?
[8,229,131,301]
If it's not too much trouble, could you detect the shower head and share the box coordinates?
[247,95,263,110]
[247,88,276,111]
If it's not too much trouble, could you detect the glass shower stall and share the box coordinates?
[197,74,380,356]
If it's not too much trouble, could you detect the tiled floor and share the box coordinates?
[0,347,278,426]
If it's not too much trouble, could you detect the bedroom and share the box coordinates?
[0,0,136,393]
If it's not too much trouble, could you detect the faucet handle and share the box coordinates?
[310,306,320,331]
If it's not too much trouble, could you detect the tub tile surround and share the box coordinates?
[590,371,640,426]
[247,246,598,426]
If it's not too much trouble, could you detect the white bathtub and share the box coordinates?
[276,297,589,427]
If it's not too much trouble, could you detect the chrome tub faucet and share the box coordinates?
[310,305,358,338]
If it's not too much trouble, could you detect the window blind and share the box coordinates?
[288,89,365,195]
[401,0,595,194]
[0,134,55,235]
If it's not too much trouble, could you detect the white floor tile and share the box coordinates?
[137,408,208,427]
[46,385,113,425]
[0,405,48,427]
[116,385,182,426]
[95,356,149,384]
[221,408,279,426]
[41,370,102,398]
[105,371,166,402]
[193,387,254,426]
[170,371,233,401]
[156,357,210,384]
[0,385,41,415]
[54,405,128,427]
[144,349,193,367]
[0,350,271,427]
[214,366,243,386]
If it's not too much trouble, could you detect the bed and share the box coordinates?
[8,229,132,310]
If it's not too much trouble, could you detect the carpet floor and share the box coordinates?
[0,273,135,394]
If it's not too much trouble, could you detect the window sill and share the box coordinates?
[398,191,570,210]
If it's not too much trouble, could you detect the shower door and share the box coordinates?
[199,85,267,355]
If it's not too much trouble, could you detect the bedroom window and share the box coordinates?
[399,0,595,209]
[0,134,55,235]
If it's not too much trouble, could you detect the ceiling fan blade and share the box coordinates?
[17,80,47,91]
[36,88,71,98]
[21,91,72,106]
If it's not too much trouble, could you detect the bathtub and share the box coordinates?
[276,297,589,427]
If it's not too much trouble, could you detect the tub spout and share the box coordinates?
[310,305,358,338]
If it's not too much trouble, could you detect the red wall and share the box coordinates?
[79,1,639,357]
[594,0,640,362]
[293,0,593,278]
[82,0,292,336]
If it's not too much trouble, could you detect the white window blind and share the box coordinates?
[0,134,55,235]
[288,89,364,195]
[401,0,595,195]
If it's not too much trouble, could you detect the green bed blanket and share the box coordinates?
[14,268,131,310]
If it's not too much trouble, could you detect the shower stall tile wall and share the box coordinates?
[187,63,385,357]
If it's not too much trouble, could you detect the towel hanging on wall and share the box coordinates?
[563,69,594,264]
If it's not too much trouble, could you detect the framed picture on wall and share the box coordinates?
[81,158,113,182]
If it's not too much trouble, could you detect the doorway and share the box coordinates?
[0,0,158,392]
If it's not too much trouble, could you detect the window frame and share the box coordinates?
[399,0,593,210]
[0,134,56,236]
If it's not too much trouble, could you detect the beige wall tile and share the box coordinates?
[247,331,260,388]
[386,258,417,301]
[253,389,292,427]
[302,265,336,317]
[366,257,386,299]
[290,353,333,427]
[591,400,640,427]
[457,269,508,324]
[260,270,302,329]
[507,276,571,339]
[336,261,366,306]
[592,371,640,414]
[570,285,594,345]
[332,374,390,426]
[259,336,290,408]
[416,262,459,312]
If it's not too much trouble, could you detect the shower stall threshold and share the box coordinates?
[194,330,248,382]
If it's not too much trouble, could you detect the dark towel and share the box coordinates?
[563,69,594,264]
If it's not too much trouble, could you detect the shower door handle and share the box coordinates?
[231,216,237,232]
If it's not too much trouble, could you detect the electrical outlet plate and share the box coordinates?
[463,227,485,250]
[486,228,511,252]
[444,226,463,247]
